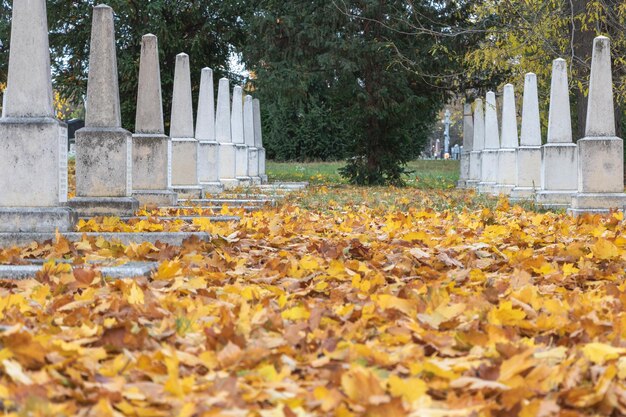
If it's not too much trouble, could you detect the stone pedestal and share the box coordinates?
[247,147,261,185]
[258,148,268,183]
[478,149,498,194]
[510,146,541,200]
[198,140,224,193]
[536,143,578,208]
[219,143,239,189]
[494,148,517,195]
[235,143,252,185]
[171,138,203,197]
[132,134,177,207]
[72,128,139,216]
[458,152,470,188]
[466,151,481,188]
[569,137,626,215]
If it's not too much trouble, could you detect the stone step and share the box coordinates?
[118,216,240,222]
[159,206,263,212]
[179,199,276,206]
[0,232,210,248]
[0,261,158,280]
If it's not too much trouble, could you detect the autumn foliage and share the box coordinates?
[1,188,626,416]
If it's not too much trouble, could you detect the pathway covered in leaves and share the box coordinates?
[1,187,625,416]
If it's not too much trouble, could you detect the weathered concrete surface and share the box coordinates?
[511,73,542,200]
[0,208,77,233]
[253,99,268,183]
[495,84,518,195]
[171,138,200,188]
[135,34,164,134]
[458,103,473,188]
[244,96,261,184]
[196,68,223,192]
[180,198,276,207]
[467,99,484,188]
[75,128,133,197]
[546,59,572,144]
[216,78,238,188]
[117,216,240,223]
[585,37,616,138]
[68,197,139,217]
[133,189,177,207]
[478,93,499,193]
[0,262,157,280]
[0,232,211,248]
[133,134,172,192]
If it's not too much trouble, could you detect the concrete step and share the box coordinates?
[0,261,158,280]
[0,232,211,248]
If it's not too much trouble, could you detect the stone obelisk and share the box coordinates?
[494,84,518,195]
[536,58,578,208]
[232,86,251,186]
[244,96,261,185]
[570,36,626,215]
[467,99,484,189]
[253,99,268,183]
[511,73,542,200]
[0,0,76,232]
[132,34,177,207]
[170,53,202,198]
[457,103,473,188]
[70,4,138,217]
[217,79,238,189]
[196,68,224,194]
[478,92,499,194]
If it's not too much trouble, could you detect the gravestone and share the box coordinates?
[232,86,252,186]
[457,103,473,188]
[244,96,262,185]
[570,37,626,215]
[70,5,138,217]
[0,0,76,232]
[217,79,239,189]
[494,84,518,195]
[478,92,500,194]
[170,53,202,198]
[536,58,578,208]
[467,99,484,188]
[132,34,177,206]
[253,99,269,183]
[196,68,224,194]
[511,73,542,200]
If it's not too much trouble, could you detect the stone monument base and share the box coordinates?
[457,180,468,189]
[509,187,538,201]
[0,207,77,233]
[198,141,220,186]
[132,190,178,207]
[172,138,199,187]
[171,186,203,199]
[493,184,516,196]
[249,177,263,186]
[568,193,626,216]
[465,180,479,189]
[260,175,269,184]
[535,190,575,210]
[201,182,225,194]
[68,197,139,217]
[221,179,240,190]
[516,146,541,194]
[577,137,624,193]
[236,176,252,187]
[479,150,498,194]
[496,149,516,195]
[132,134,170,192]
[477,182,497,195]
[468,151,482,188]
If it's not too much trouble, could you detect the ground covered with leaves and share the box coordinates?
[1,186,626,416]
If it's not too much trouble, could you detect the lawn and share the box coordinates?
[267,159,460,189]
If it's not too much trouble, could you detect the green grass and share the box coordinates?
[266,159,460,189]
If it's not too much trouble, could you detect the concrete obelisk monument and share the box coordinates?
[457,103,473,188]
[196,68,224,194]
[170,53,202,198]
[478,92,499,194]
[254,99,268,183]
[232,86,252,186]
[70,5,139,216]
[132,34,177,207]
[536,59,578,208]
[244,96,262,185]
[217,79,239,189]
[0,0,76,231]
[494,84,518,195]
[510,73,542,200]
[467,99,484,189]
[570,36,626,215]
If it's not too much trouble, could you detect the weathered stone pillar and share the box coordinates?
[253,99,268,183]
[536,58,578,208]
[196,68,224,194]
[70,4,138,217]
[132,34,177,207]
[244,96,262,185]
[494,84,518,195]
[478,92,499,194]
[170,53,202,198]
[466,99,484,188]
[0,0,76,231]
[511,73,542,200]
[232,86,251,186]
[217,79,238,189]
[457,103,473,188]
[569,36,626,215]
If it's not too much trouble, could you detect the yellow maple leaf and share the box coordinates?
[488,301,526,326]
[282,305,310,321]
[582,342,626,365]
[388,375,427,403]
[591,239,620,260]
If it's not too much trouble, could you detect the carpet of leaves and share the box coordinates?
[1,187,626,416]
